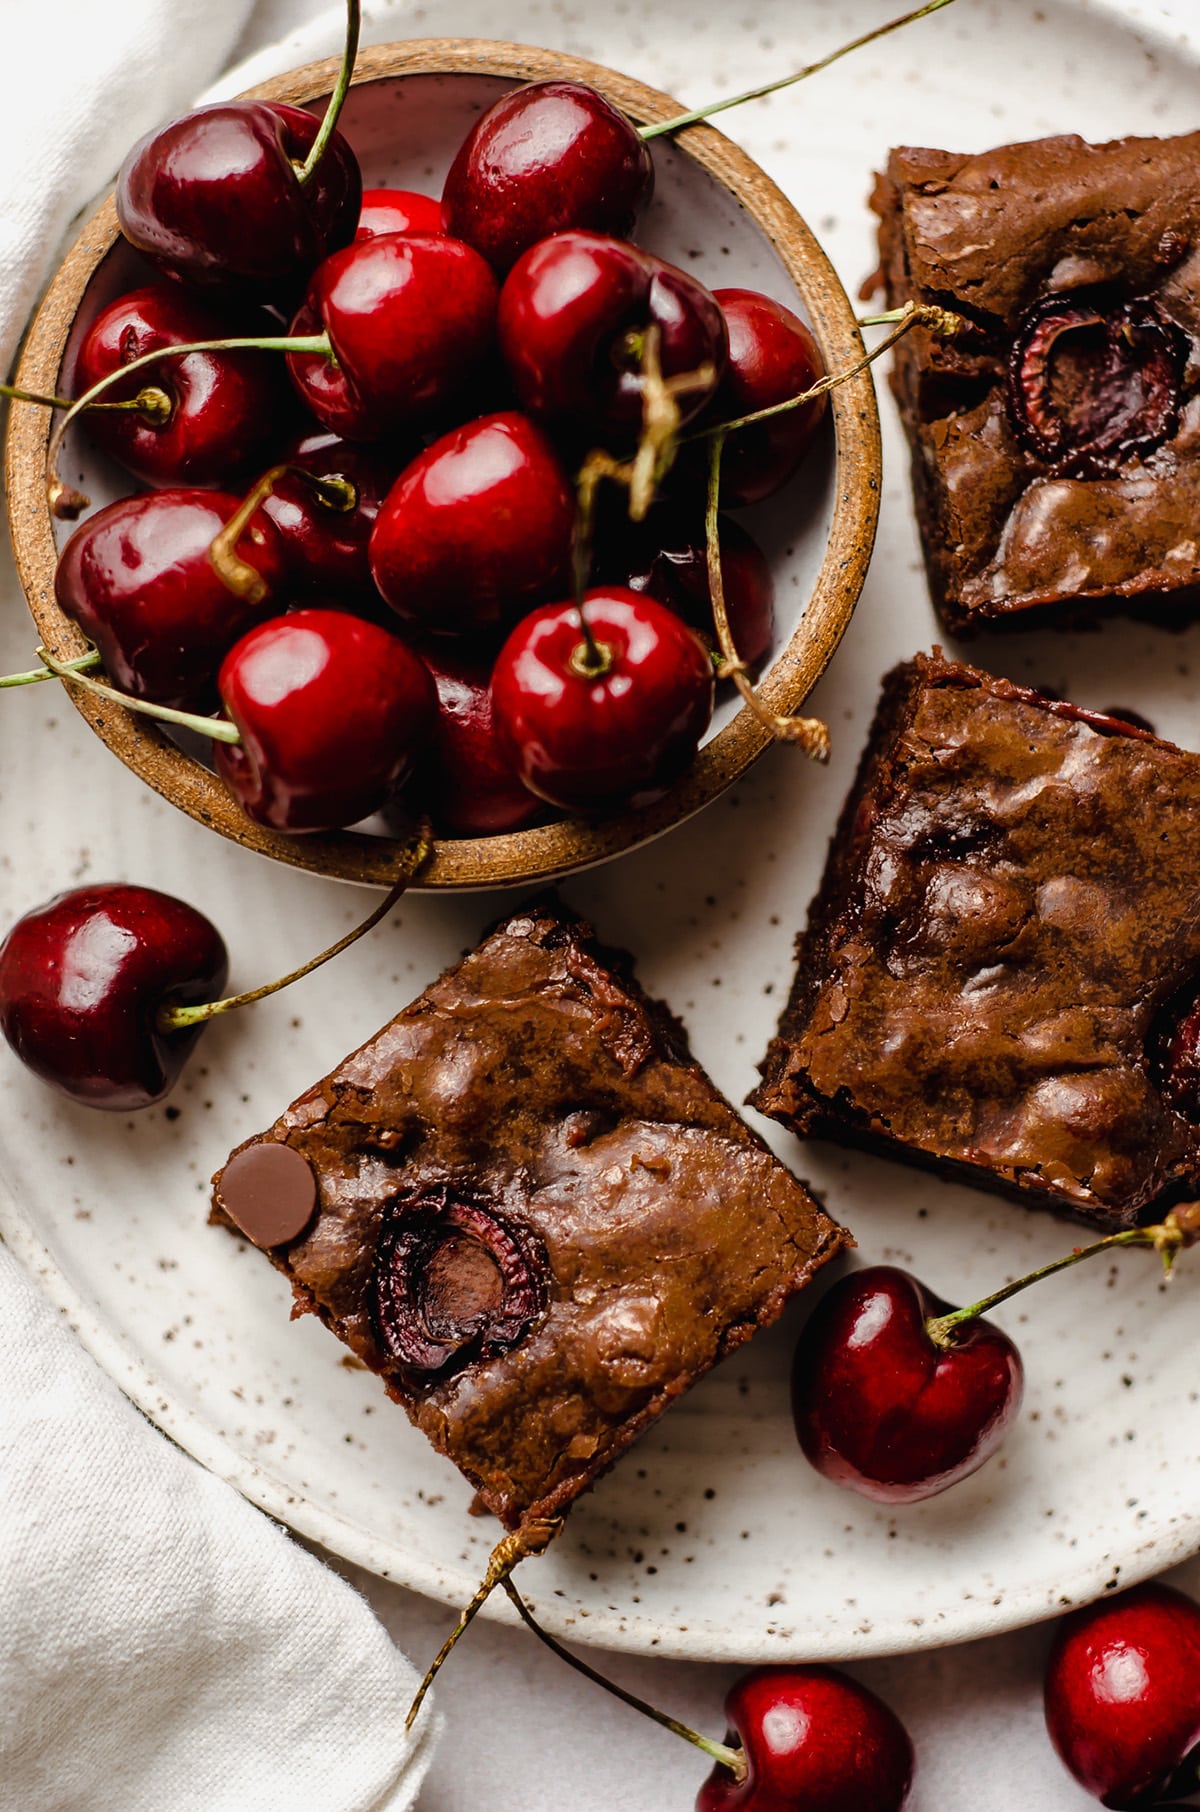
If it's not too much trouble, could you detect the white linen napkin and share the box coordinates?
[0,1243,439,1812]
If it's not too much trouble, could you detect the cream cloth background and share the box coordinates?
[2,0,1199,1807]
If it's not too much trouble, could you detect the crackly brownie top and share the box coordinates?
[754,655,1200,1226]
[215,902,844,1529]
[872,131,1200,621]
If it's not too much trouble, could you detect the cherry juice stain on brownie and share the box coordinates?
[870,131,1200,632]
[213,900,846,1533]
[753,653,1200,1230]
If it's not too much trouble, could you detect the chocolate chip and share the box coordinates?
[217,1141,317,1248]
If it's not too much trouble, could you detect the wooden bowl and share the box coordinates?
[5,39,880,890]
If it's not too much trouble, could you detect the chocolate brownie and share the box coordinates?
[752,653,1200,1230]
[213,901,846,1532]
[871,131,1200,632]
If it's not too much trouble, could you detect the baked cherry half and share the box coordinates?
[1045,1582,1200,1809]
[792,1265,1024,1503]
[696,1666,914,1812]
[0,884,228,1110]
[442,80,653,273]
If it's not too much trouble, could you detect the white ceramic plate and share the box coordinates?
[3,0,1200,1665]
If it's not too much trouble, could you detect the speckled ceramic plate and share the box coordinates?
[3,0,1200,1665]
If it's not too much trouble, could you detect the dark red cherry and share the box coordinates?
[491,587,714,811]
[442,80,653,274]
[1164,995,1200,1121]
[369,412,575,634]
[286,233,499,439]
[0,884,228,1110]
[74,284,289,490]
[697,1666,914,1812]
[258,429,405,602]
[498,231,726,435]
[116,101,361,298]
[792,1266,1024,1503]
[1045,1582,1200,1808]
[214,608,436,832]
[356,187,444,241]
[406,643,548,837]
[698,288,827,506]
[54,489,289,712]
[597,506,774,668]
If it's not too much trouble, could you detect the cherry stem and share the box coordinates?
[705,432,829,759]
[404,1518,562,1732]
[500,1578,747,1782]
[35,645,241,743]
[924,1202,1200,1349]
[2,377,173,419]
[0,649,100,688]
[158,833,431,1032]
[210,463,356,603]
[45,336,332,517]
[297,0,361,185]
[639,0,956,140]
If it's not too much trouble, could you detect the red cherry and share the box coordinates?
[405,643,548,837]
[1045,1582,1200,1808]
[0,884,228,1110]
[74,284,289,490]
[356,187,445,241]
[698,288,826,506]
[116,101,361,298]
[498,231,726,435]
[286,233,499,439]
[258,429,406,602]
[491,587,714,810]
[792,1266,1024,1503]
[214,608,436,832]
[697,1666,914,1812]
[442,81,653,273]
[54,489,289,712]
[369,412,575,634]
[597,507,774,668]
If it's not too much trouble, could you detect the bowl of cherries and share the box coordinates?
[4,30,880,889]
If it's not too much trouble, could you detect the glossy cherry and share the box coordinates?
[73,284,289,490]
[792,1266,1024,1503]
[498,231,726,435]
[697,288,826,506]
[116,100,361,298]
[356,187,445,241]
[54,489,289,711]
[214,608,436,832]
[286,232,499,439]
[697,1666,914,1812]
[442,80,653,273]
[0,884,228,1110]
[258,429,404,602]
[1044,1582,1200,1808]
[369,411,575,634]
[597,506,774,668]
[405,643,548,837]
[491,587,714,811]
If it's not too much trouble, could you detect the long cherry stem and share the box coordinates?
[0,650,100,688]
[159,835,431,1032]
[297,0,361,184]
[36,646,241,742]
[925,1203,1200,1350]
[639,0,956,140]
[500,1578,747,1783]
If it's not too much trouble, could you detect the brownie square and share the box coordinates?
[213,901,846,1532]
[752,653,1200,1230]
[871,131,1200,632]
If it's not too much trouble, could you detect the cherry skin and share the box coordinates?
[491,587,714,811]
[116,100,361,299]
[214,608,436,833]
[1044,1582,1200,1808]
[597,506,775,669]
[54,489,289,712]
[442,80,653,274]
[356,188,445,241]
[697,1666,914,1812]
[696,288,827,506]
[792,1266,1024,1503]
[286,232,499,439]
[369,412,575,635]
[74,284,289,490]
[258,429,406,603]
[498,231,726,435]
[0,884,228,1110]
[405,644,549,838]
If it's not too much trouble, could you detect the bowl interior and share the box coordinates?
[8,43,879,888]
